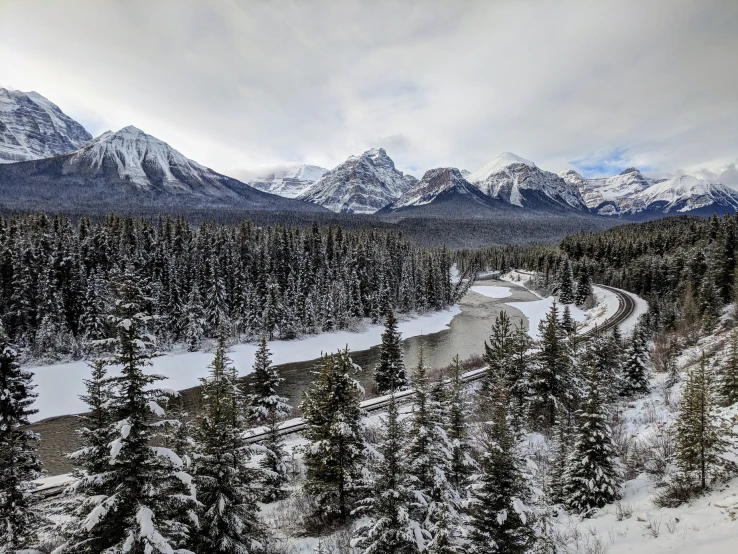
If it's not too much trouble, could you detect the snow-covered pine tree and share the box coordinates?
[0,323,44,552]
[79,269,111,345]
[620,321,650,397]
[374,309,408,394]
[192,336,266,553]
[205,265,229,337]
[719,328,738,406]
[352,393,423,554]
[183,281,205,352]
[301,349,365,526]
[556,258,575,305]
[405,349,456,531]
[574,267,593,307]
[245,336,292,501]
[674,354,729,491]
[481,311,514,406]
[508,323,532,426]
[467,383,537,554]
[548,409,574,506]
[446,355,474,491]
[527,302,574,429]
[564,349,621,516]
[68,357,114,488]
[560,305,576,335]
[60,269,197,554]
[313,540,329,554]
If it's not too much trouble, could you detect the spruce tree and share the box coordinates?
[564,351,621,516]
[0,324,44,552]
[719,329,738,406]
[527,303,574,429]
[245,337,291,501]
[183,282,205,352]
[61,270,196,554]
[467,385,537,554]
[406,349,456,532]
[620,322,650,397]
[560,305,576,335]
[482,311,514,405]
[574,268,593,307]
[374,309,408,394]
[192,337,266,553]
[352,393,423,554]
[556,258,575,305]
[301,349,365,526]
[674,354,729,491]
[446,355,474,491]
[548,410,574,506]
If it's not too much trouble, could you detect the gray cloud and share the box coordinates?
[1,0,736,181]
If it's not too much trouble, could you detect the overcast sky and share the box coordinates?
[1,0,737,183]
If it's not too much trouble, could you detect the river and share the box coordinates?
[270,278,539,409]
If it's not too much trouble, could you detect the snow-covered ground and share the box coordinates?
[505,298,587,340]
[28,306,461,422]
[469,285,512,299]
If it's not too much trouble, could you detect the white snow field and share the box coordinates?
[28,306,460,422]
[504,298,587,340]
[468,285,512,298]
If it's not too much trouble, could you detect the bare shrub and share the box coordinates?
[642,513,662,538]
[615,501,633,521]
[641,423,676,479]
[653,473,701,508]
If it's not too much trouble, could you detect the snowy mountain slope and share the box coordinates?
[297,148,416,213]
[0,88,92,163]
[636,174,738,214]
[563,166,738,216]
[0,125,326,213]
[249,163,329,198]
[468,152,588,212]
[383,167,500,211]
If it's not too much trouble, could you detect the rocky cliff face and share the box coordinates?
[297,148,416,213]
[0,88,92,163]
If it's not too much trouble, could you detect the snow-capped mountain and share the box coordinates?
[563,166,738,216]
[468,152,588,212]
[0,125,325,213]
[249,164,329,198]
[0,88,92,163]
[384,167,497,211]
[561,167,656,216]
[297,148,416,213]
[636,175,738,214]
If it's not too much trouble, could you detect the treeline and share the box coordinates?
[561,214,737,335]
[0,213,468,360]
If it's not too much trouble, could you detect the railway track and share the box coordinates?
[244,280,638,443]
[34,278,639,498]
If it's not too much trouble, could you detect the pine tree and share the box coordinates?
[313,540,329,554]
[467,385,537,554]
[560,305,576,335]
[245,336,291,501]
[374,310,408,394]
[482,311,514,405]
[192,337,266,553]
[527,303,574,429]
[183,281,205,352]
[446,355,474,491]
[0,324,44,552]
[68,357,114,488]
[719,329,738,406]
[61,270,197,554]
[674,354,729,491]
[406,349,456,531]
[574,268,593,307]
[556,258,575,305]
[564,351,621,516]
[426,501,463,554]
[620,322,650,397]
[352,393,423,554]
[548,410,574,506]
[301,349,365,526]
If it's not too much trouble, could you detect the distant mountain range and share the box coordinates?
[1,88,736,219]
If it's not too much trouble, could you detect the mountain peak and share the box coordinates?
[619,167,640,175]
[0,88,92,163]
[467,152,537,184]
